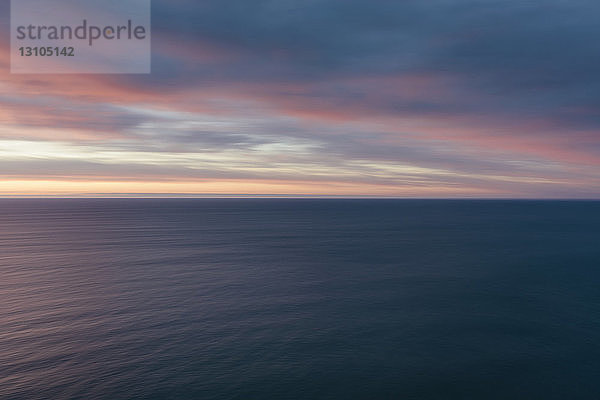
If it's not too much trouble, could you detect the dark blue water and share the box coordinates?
[1,199,599,399]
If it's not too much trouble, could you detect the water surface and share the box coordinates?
[1,199,599,399]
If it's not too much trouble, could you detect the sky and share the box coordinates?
[1,0,600,198]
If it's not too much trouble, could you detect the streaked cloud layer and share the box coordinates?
[1,0,600,197]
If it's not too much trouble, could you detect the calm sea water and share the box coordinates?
[0,199,599,399]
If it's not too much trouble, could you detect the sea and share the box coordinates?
[0,199,599,399]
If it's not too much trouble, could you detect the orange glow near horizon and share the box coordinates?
[0,178,503,198]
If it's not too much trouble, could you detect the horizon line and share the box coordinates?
[0,195,599,201]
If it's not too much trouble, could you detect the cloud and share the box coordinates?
[1,0,600,197]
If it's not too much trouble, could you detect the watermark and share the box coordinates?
[11,0,151,73]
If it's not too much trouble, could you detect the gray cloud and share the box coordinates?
[2,0,600,196]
